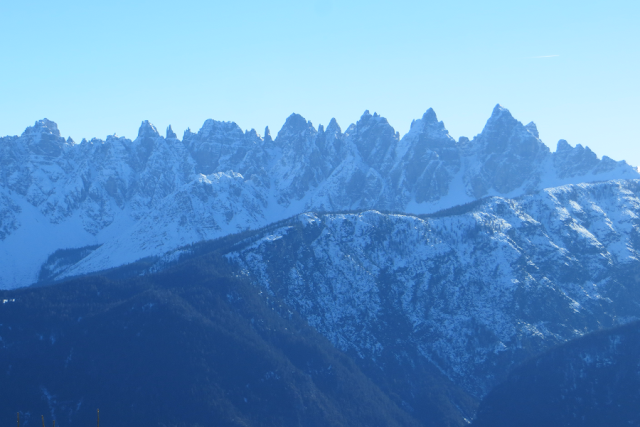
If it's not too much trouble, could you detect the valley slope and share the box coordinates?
[56,178,640,422]
[471,320,640,427]
[199,179,640,400]
[3,179,640,424]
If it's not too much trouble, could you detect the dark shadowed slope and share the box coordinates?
[0,251,473,427]
[472,320,640,427]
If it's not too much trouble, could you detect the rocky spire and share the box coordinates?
[137,120,160,138]
[166,125,177,139]
[281,113,308,133]
[476,104,521,154]
[326,118,342,135]
[275,113,316,146]
[525,122,539,139]
[489,104,512,121]
[422,108,438,124]
[183,127,195,140]
[23,118,61,137]
[556,139,572,152]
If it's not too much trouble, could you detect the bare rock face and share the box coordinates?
[272,113,325,204]
[0,107,637,288]
[552,138,626,178]
[391,108,461,204]
[184,119,255,176]
[462,105,550,198]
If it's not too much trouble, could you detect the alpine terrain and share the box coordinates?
[0,105,636,288]
[1,105,640,426]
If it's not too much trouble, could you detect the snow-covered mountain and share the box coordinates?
[221,179,640,399]
[0,106,637,288]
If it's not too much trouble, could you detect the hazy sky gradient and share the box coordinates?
[1,0,638,165]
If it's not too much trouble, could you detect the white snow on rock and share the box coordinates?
[226,179,640,396]
[0,108,637,288]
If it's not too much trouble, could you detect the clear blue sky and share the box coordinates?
[1,0,639,166]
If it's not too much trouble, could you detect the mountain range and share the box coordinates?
[109,178,640,417]
[4,178,640,425]
[2,105,640,425]
[1,105,637,289]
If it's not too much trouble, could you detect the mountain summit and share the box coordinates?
[0,106,637,288]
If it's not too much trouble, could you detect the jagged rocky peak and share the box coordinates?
[183,119,250,175]
[414,108,452,136]
[474,104,549,157]
[196,119,244,142]
[128,121,163,171]
[20,118,67,157]
[263,126,272,143]
[489,103,511,119]
[137,120,160,138]
[182,127,195,140]
[552,139,601,178]
[0,109,639,290]
[400,108,457,158]
[393,108,461,203]
[486,103,517,128]
[276,113,315,139]
[422,107,438,124]
[284,113,309,130]
[349,110,398,169]
[408,108,438,131]
[245,128,259,140]
[24,118,61,137]
[314,118,344,163]
[355,109,392,130]
[556,140,597,158]
[326,117,341,135]
[525,121,539,138]
[463,104,551,198]
[476,104,520,151]
[556,139,572,152]
[355,110,395,132]
[166,125,177,140]
[274,113,318,155]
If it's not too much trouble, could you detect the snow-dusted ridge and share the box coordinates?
[222,179,640,397]
[0,105,637,288]
[54,179,640,400]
